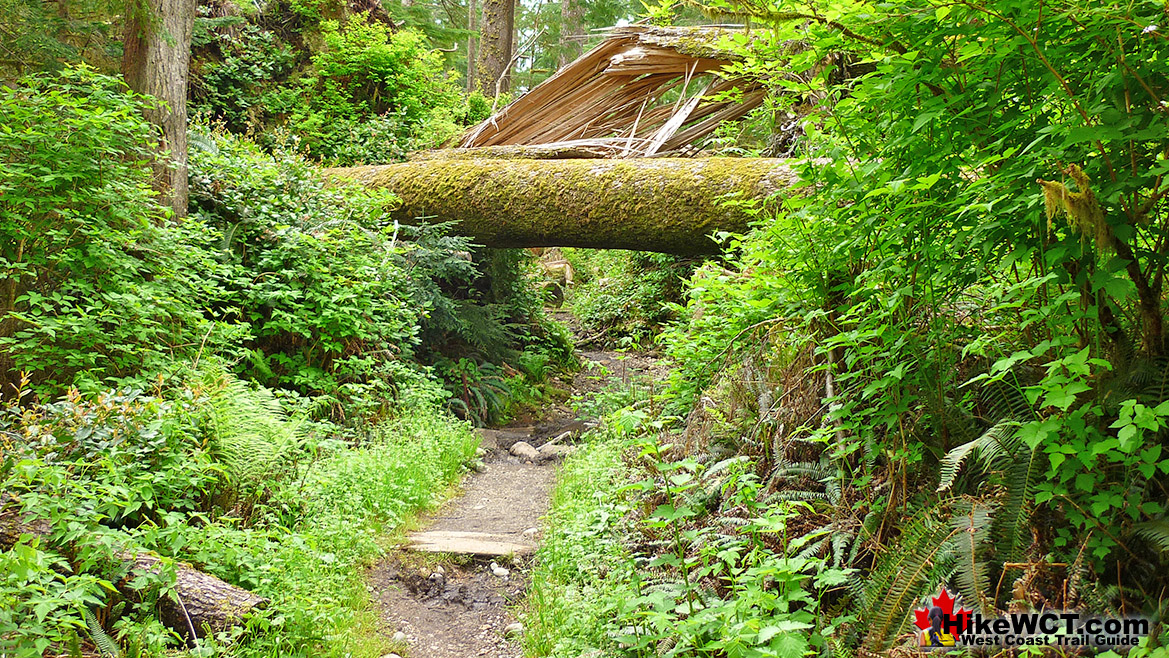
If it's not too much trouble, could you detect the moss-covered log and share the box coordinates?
[329,157,802,255]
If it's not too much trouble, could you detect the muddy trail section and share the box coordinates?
[367,312,665,658]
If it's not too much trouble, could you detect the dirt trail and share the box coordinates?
[367,441,553,658]
[367,311,665,658]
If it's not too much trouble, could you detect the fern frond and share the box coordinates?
[83,608,119,658]
[991,445,1040,564]
[1133,518,1169,553]
[795,535,831,562]
[949,500,995,614]
[714,516,750,527]
[980,378,1036,423]
[938,419,1021,492]
[765,489,829,503]
[938,438,980,493]
[831,528,855,568]
[200,364,302,497]
[772,462,833,479]
[849,511,881,566]
[857,510,959,651]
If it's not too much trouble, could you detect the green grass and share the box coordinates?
[522,434,636,658]
[0,393,478,658]
[203,409,480,658]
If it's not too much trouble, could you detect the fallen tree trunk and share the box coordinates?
[0,495,51,549]
[122,551,267,639]
[1,495,267,639]
[329,157,803,255]
[410,142,618,160]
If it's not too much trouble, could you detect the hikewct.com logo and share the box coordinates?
[914,586,1151,650]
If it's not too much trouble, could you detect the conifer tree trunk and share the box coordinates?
[122,0,196,216]
[466,0,479,92]
[476,0,514,96]
[558,0,584,67]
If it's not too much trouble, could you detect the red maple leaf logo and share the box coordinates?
[913,586,971,634]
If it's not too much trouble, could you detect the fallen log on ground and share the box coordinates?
[122,551,267,639]
[329,157,803,255]
[1,494,267,639]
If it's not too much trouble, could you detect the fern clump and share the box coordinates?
[196,363,304,508]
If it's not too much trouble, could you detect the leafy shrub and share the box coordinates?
[565,249,692,344]
[291,21,462,162]
[189,126,450,421]
[524,436,635,657]
[0,382,218,656]
[0,67,230,397]
[647,0,1169,645]
[191,20,297,133]
[1,369,479,657]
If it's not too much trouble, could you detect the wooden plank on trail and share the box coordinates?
[406,530,535,556]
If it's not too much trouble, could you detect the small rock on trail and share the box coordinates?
[508,441,540,461]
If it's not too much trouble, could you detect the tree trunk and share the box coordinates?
[121,552,268,639]
[328,157,804,255]
[475,0,513,96]
[122,0,196,217]
[1,495,267,640]
[466,0,479,92]
[558,0,584,68]
[410,143,617,160]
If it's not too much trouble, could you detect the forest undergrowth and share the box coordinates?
[524,0,1169,656]
[6,0,1169,655]
[0,67,571,657]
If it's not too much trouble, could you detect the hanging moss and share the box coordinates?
[328,157,803,255]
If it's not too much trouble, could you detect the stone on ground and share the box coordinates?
[509,441,539,460]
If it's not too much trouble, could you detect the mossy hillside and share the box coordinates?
[330,157,804,255]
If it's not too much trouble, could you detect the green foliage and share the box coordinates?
[0,536,111,658]
[530,0,1169,653]
[180,406,478,658]
[199,363,305,512]
[189,126,452,421]
[1,373,478,657]
[565,249,693,344]
[291,21,463,162]
[190,21,296,133]
[0,67,229,395]
[288,0,343,22]
[0,0,121,76]
[188,127,570,420]
[188,2,481,165]
[435,357,510,424]
[0,66,566,657]
[651,1,1169,652]
[83,607,119,658]
[523,435,639,656]
[528,422,855,658]
[0,384,218,656]
[310,22,456,124]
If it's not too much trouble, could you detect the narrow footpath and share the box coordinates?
[367,312,664,658]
